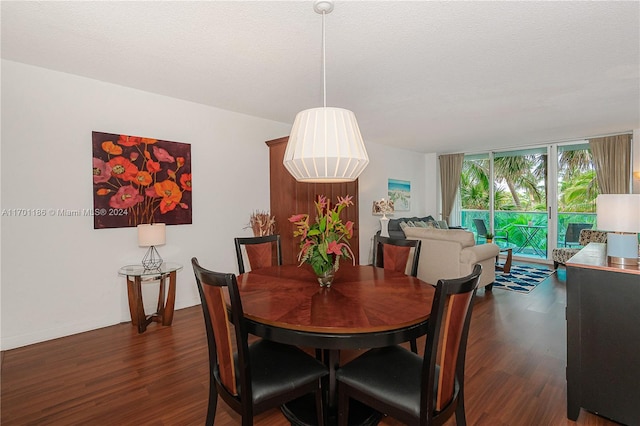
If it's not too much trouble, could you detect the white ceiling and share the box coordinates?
[2,1,639,154]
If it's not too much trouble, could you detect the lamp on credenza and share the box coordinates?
[138,223,166,270]
[596,194,640,266]
[372,198,394,238]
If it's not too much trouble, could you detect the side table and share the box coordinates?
[118,262,183,333]
[496,248,512,273]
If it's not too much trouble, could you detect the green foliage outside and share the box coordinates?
[460,148,599,250]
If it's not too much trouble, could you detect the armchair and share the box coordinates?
[552,229,608,269]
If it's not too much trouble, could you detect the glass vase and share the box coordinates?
[316,269,335,287]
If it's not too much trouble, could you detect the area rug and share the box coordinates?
[493,264,555,293]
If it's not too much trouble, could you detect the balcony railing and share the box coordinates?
[460,209,597,259]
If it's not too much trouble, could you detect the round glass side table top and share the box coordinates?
[118,262,183,277]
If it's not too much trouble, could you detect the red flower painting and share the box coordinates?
[92,131,192,229]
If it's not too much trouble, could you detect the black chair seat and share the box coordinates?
[247,340,328,405]
[337,346,423,417]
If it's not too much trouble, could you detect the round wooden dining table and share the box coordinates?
[237,264,436,426]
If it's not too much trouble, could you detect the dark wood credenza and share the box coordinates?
[566,243,640,425]
[266,136,360,266]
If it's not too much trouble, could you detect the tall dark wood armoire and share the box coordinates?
[266,136,360,266]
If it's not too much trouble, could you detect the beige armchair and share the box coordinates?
[403,227,499,290]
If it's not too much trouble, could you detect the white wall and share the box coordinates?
[0,60,293,350]
[1,60,435,350]
[357,142,435,264]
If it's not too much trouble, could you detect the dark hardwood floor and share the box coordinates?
[1,264,620,425]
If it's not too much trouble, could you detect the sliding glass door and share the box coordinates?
[556,142,598,247]
[459,141,599,262]
[493,147,549,259]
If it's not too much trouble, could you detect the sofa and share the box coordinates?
[386,216,437,239]
[385,216,460,239]
[403,227,500,290]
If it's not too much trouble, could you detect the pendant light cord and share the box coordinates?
[322,10,326,108]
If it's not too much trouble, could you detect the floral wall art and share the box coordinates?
[92,131,192,229]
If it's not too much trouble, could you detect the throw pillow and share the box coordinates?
[415,221,428,228]
[399,222,409,231]
[406,221,416,227]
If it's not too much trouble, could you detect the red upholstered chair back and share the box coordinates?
[425,264,481,415]
[200,279,237,394]
[373,235,421,277]
[234,235,282,274]
[191,258,248,400]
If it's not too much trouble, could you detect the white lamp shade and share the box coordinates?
[137,223,166,247]
[596,194,640,233]
[283,107,369,182]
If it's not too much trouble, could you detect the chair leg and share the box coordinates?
[553,261,559,269]
[455,397,467,426]
[338,383,350,426]
[315,387,325,426]
[485,283,493,291]
[410,339,418,354]
[205,380,218,426]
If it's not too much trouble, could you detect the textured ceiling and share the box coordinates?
[2,1,639,154]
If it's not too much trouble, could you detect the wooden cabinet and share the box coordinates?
[266,137,360,266]
[566,243,640,425]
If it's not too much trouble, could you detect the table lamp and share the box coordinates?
[596,194,640,266]
[138,223,166,270]
[372,198,394,237]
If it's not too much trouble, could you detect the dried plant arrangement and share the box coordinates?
[246,211,276,236]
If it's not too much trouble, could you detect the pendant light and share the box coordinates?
[283,0,369,183]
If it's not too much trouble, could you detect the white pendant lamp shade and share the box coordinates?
[284,0,369,183]
[284,107,369,182]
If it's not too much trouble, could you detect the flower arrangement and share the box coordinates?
[246,210,276,236]
[92,132,191,227]
[289,195,356,277]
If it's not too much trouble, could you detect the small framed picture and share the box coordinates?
[388,179,410,211]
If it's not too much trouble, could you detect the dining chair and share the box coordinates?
[473,218,508,245]
[234,234,282,274]
[373,235,422,277]
[372,235,422,353]
[336,264,482,426]
[191,258,328,426]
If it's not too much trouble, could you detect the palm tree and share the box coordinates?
[559,170,599,212]
[559,149,593,180]
[493,155,545,210]
[460,159,490,210]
